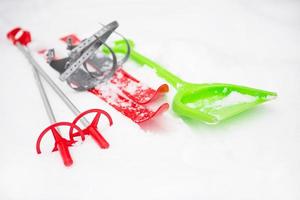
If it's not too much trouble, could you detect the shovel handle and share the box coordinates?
[108,39,185,89]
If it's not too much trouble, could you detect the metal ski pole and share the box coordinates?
[9,28,84,166]
[7,27,111,149]
[27,46,111,148]
[26,46,57,124]
[19,45,90,127]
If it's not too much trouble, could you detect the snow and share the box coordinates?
[0,0,300,199]
[186,91,260,121]
[187,91,258,109]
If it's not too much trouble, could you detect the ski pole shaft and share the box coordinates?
[19,44,57,124]
[33,67,57,124]
[7,27,111,150]
[17,44,89,127]
[26,46,110,148]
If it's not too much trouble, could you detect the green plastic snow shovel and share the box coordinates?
[103,40,277,124]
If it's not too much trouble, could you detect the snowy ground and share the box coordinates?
[0,0,300,199]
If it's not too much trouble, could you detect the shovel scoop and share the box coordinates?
[106,40,277,124]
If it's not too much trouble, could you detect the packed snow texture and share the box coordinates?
[188,91,257,110]
[0,0,299,199]
[186,91,260,121]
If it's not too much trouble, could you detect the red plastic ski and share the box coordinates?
[60,34,169,105]
[89,87,169,123]
[38,35,169,123]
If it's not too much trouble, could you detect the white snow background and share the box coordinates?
[0,0,299,199]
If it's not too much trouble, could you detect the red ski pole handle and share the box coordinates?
[36,122,85,167]
[70,109,113,149]
[7,27,31,46]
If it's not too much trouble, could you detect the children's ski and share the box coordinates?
[60,34,169,105]
[89,86,169,123]
[37,34,169,123]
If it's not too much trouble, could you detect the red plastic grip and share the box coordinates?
[70,109,113,149]
[7,27,31,46]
